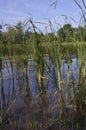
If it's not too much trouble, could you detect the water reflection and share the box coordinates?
[0,57,85,130]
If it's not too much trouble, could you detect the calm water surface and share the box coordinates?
[0,57,86,130]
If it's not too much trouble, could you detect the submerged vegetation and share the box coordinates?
[0,0,86,130]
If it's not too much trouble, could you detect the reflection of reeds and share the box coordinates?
[0,18,86,129]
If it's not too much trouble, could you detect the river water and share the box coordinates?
[0,57,86,130]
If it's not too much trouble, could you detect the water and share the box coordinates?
[0,57,86,130]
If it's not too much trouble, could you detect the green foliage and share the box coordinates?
[58,24,86,42]
[14,21,24,44]
[7,26,16,44]
[0,1,86,129]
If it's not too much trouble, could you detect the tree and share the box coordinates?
[14,21,24,44]
[76,25,86,41]
[58,28,65,42]
[7,26,16,44]
[57,24,75,42]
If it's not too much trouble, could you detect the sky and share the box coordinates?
[0,0,84,31]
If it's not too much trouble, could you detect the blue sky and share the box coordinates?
[0,0,83,30]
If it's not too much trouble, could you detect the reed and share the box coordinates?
[0,16,86,129]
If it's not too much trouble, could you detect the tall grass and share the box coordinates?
[0,18,86,129]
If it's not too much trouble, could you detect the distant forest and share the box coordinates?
[0,22,86,44]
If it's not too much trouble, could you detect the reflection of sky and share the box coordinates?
[61,59,68,80]
[0,57,79,99]
[0,57,85,130]
[70,58,79,80]
[0,57,80,119]
[0,0,82,28]
[61,58,78,80]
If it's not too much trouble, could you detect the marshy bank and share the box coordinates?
[0,42,86,130]
[0,19,86,130]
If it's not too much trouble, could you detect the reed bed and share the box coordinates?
[0,19,86,130]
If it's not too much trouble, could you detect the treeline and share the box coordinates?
[57,24,86,42]
[0,21,86,45]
